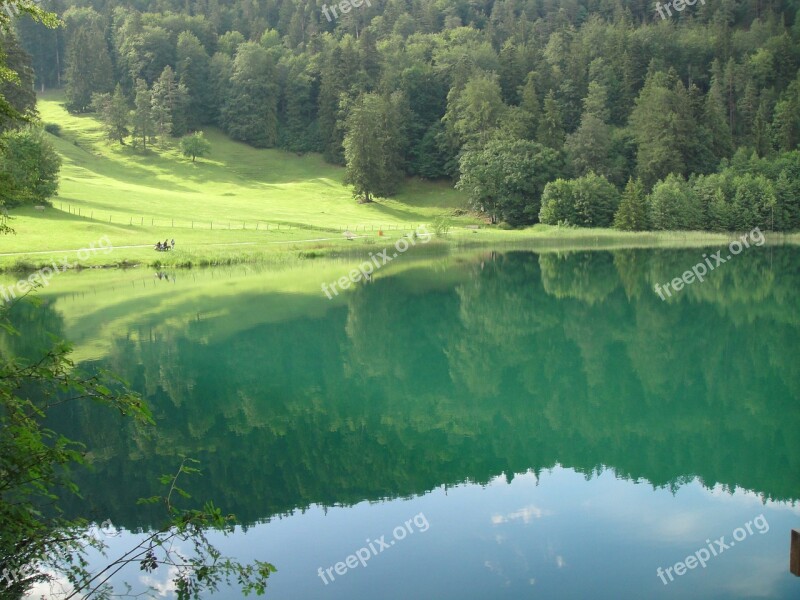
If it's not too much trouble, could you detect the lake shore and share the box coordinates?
[2,225,798,272]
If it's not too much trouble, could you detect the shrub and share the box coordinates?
[43,123,61,136]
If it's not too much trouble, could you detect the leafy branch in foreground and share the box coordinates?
[0,304,274,598]
[64,459,277,600]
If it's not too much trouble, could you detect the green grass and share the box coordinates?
[0,92,471,269]
[2,91,797,272]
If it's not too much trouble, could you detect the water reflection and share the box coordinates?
[6,247,798,533]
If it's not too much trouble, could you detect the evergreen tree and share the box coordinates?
[151,66,186,144]
[176,31,211,130]
[613,178,650,231]
[220,42,279,148]
[629,71,685,188]
[537,89,565,150]
[343,92,409,202]
[443,72,506,147]
[131,78,154,150]
[91,84,129,144]
[706,72,733,162]
[63,8,112,112]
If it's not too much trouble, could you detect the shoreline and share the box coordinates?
[2,228,798,274]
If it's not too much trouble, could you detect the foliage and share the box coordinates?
[63,8,112,113]
[433,215,452,237]
[0,302,276,598]
[0,125,60,207]
[91,84,129,144]
[613,178,650,231]
[43,122,60,136]
[132,78,154,150]
[0,30,35,133]
[220,42,279,148]
[457,137,561,226]
[539,172,619,228]
[649,174,702,231]
[9,0,800,231]
[179,131,211,162]
[343,92,408,202]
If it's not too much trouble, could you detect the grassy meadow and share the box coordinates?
[2,92,797,271]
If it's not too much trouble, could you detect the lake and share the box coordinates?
[6,244,800,599]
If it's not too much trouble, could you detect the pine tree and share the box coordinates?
[64,9,112,112]
[537,90,565,150]
[132,78,153,150]
[151,66,189,142]
[705,73,733,162]
[176,31,211,130]
[614,178,650,231]
[343,92,408,202]
[150,67,175,145]
[91,84,129,144]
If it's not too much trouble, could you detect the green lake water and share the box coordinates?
[6,244,800,599]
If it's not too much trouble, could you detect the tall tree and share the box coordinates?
[629,71,687,188]
[151,65,187,142]
[176,30,211,129]
[537,89,565,150]
[613,178,650,231]
[131,78,153,150]
[457,137,562,225]
[0,31,35,133]
[443,72,506,148]
[343,92,408,202]
[91,83,129,144]
[0,126,61,207]
[220,41,279,148]
[63,8,112,112]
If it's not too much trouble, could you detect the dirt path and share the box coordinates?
[0,236,374,257]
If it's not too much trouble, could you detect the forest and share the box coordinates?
[6,0,800,229]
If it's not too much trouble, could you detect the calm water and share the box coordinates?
[6,245,800,599]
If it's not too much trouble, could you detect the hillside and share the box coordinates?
[0,93,471,267]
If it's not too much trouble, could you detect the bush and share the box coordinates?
[0,127,62,208]
[540,173,619,228]
[539,179,577,225]
[572,172,619,227]
[433,215,452,236]
[43,123,61,136]
[648,174,702,230]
